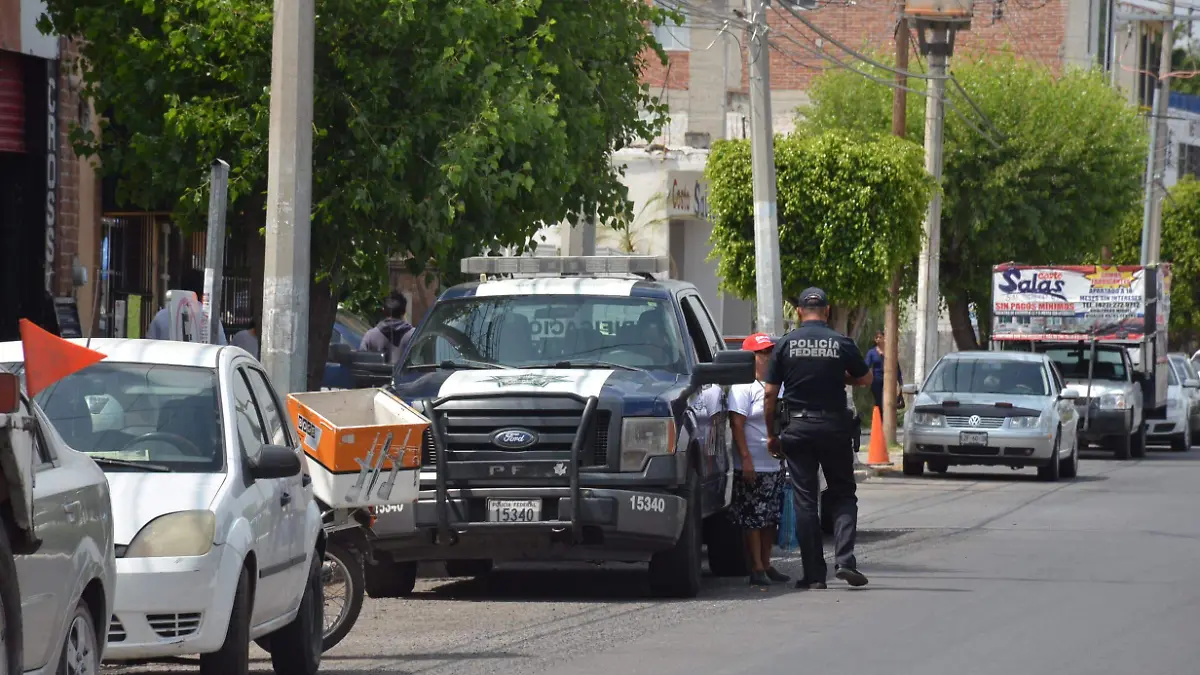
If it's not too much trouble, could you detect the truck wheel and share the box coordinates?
[649,471,702,598]
[1130,423,1147,459]
[269,554,323,675]
[703,512,748,577]
[363,559,417,598]
[200,568,251,675]
[902,455,924,476]
[0,524,22,675]
[444,559,494,578]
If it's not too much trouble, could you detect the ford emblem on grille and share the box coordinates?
[492,428,538,449]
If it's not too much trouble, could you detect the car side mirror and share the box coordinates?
[901,384,918,395]
[0,372,18,414]
[248,444,302,480]
[1185,379,1200,389]
[691,350,755,387]
[1059,388,1081,401]
[328,342,353,365]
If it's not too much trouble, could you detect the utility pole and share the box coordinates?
[261,0,316,394]
[883,13,908,448]
[1141,1,1175,267]
[747,0,785,336]
[202,159,229,345]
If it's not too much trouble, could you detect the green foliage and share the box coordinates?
[38,0,677,292]
[705,131,931,309]
[799,52,1146,346]
[1107,177,1200,344]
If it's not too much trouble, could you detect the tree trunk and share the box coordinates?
[948,296,981,350]
[847,307,869,341]
[306,276,336,392]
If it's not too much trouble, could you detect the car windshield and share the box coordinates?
[30,362,222,472]
[1043,347,1127,381]
[402,295,687,372]
[925,359,1050,397]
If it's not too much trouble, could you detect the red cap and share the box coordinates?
[742,333,775,352]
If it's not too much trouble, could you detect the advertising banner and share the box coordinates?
[991,264,1170,342]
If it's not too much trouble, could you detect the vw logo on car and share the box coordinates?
[968,415,982,427]
[492,428,539,449]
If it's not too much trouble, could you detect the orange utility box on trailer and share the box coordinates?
[287,388,428,511]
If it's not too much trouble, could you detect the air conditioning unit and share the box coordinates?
[904,0,974,19]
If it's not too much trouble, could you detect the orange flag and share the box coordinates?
[19,319,106,398]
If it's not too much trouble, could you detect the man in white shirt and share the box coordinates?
[728,333,790,587]
[230,316,260,359]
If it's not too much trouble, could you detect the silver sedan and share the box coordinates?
[901,351,1081,481]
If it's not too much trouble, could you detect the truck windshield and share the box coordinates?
[1043,347,1128,381]
[27,363,222,472]
[925,359,1050,396]
[403,295,687,373]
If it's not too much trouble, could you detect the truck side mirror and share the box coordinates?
[0,372,18,414]
[692,350,754,387]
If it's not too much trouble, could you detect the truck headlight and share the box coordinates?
[125,510,216,558]
[1009,415,1042,429]
[1098,394,1129,410]
[911,413,945,427]
[1168,397,1180,411]
[620,418,676,472]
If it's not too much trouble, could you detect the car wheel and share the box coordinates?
[363,559,417,599]
[1038,431,1062,482]
[57,600,99,675]
[1130,423,1147,459]
[0,524,23,675]
[321,542,364,652]
[649,470,702,598]
[926,459,949,474]
[444,559,494,578]
[200,568,251,675]
[902,455,924,476]
[703,512,748,577]
[1060,435,1079,479]
[1171,425,1191,453]
[269,553,323,675]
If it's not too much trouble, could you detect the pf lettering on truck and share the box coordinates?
[990,263,1171,460]
[363,254,756,599]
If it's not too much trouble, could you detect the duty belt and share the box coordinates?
[790,409,843,420]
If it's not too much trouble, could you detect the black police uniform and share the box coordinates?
[766,289,870,586]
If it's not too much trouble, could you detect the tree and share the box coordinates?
[39,0,676,387]
[705,131,931,315]
[800,52,1146,349]
[1107,177,1200,347]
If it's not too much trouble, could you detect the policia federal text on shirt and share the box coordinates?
[762,287,873,590]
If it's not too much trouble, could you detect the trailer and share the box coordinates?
[989,263,1171,459]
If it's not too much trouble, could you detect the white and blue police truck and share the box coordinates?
[364,255,755,598]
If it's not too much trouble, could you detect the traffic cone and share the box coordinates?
[867,405,890,466]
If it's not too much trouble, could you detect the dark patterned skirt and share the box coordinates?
[731,470,784,530]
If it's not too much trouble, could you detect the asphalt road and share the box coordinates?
[106,445,1200,675]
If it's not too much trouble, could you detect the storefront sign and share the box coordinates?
[665,172,710,222]
[44,60,58,295]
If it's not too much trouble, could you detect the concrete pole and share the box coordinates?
[261,0,316,394]
[581,213,597,256]
[746,0,785,336]
[1141,3,1175,266]
[913,25,948,389]
[883,15,909,447]
[202,159,229,345]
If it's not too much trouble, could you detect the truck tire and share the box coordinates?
[363,559,417,598]
[703,512,748,577]
[1130,423,1147,459]
[444,559,494,578]
[1,524,22,675]
[649,471,702,598]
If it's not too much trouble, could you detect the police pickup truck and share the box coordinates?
[365,255,755,598]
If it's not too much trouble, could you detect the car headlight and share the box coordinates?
[620,418,676,472]
[911,412,945,427]
[125,510,216,558]
[1098,393,1129,410]
[1008,415,1042,429]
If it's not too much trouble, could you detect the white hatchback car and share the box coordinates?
[0,340,325,675]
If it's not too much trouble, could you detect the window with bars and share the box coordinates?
[1179,143,1200,180]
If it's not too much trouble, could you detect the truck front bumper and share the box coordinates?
[1078,409,1134,442]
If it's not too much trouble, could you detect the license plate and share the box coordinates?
[959,431,988,446]
[486,499,541,523]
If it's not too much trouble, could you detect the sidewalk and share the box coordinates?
[855,427,904,477]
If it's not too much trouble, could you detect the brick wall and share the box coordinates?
[642,50,690,91]
[54,36,83,297]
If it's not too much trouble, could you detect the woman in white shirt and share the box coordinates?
[729,333,790,587]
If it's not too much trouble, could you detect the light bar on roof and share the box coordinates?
[461,255,670,277]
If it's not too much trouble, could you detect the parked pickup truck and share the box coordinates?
[364,255,755,598]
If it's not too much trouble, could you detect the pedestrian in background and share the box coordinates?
[763,288,873,589]
[730,333,790,587]
[865,330,902,413]
[231,315,260,359]
[361,292,415,364]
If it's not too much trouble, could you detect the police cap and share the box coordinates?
[796,287,828,308]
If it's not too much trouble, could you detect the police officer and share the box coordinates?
[763,287,873,589]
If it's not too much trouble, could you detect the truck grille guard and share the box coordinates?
[426,392,600,547]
